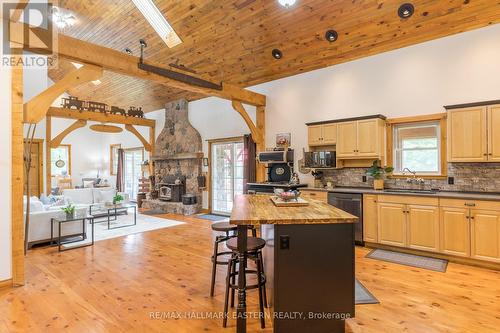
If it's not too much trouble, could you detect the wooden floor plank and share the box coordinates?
[1,213,500,332]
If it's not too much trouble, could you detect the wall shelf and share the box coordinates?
[152,152,204,161]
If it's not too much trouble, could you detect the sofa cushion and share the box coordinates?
[62,188,94,205]
[93,189,116,204]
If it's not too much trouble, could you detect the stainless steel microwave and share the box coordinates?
[304,151,336,168]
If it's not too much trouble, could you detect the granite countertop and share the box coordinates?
[304,186,500,201]
[230,194,358,225]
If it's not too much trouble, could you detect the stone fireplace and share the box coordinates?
[142,99,203,215]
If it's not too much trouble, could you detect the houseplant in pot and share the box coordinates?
[113,194,124,205]
[366,160,394,190]
[61,204,76,220]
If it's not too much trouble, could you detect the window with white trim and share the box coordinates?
[393,121,441,175]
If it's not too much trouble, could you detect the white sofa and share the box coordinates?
[25,188,130,247]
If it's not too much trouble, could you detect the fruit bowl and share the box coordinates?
[277,190,301,202]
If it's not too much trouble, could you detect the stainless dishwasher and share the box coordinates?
[328,192,363,245]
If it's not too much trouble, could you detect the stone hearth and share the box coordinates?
[150,99,203,214]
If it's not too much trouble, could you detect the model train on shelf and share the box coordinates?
[61,96,144,118]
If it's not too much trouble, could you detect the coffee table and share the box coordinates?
[50,215,95,252]
[89,204,137,230]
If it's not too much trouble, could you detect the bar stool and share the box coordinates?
[210,222,238,297]
[223,237,267,329]
[210,223,258,296]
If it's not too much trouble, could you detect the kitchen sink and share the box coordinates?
[384,189,438,194]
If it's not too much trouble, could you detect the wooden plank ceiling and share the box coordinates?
[49,0,500,112]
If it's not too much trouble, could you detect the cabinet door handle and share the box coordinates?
[464,202,476,207]
[470,216,475,220]
[489,153,493,156]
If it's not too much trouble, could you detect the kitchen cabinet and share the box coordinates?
[363,194,378,243]
[378,202,406,247]
[336,118,385,159]
[448,104,500,162]
[300,190,328,203]
[336,121,358,157]
[307,123,337,146]
[470,209,500,262]
[439,207,470,257]
[407,204,440,252]
[488,105,500,161]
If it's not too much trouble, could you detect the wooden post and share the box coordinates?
[11,50,25,286]
[45,116,52,195]
[149,126,155,176]
[256,105,266,182]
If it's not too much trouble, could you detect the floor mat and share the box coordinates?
[355,279,379,305]
[197,214,229,221]
[366,249,448,272]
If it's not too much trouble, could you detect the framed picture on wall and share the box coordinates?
[202,157,209,167]
[276,133,291,148]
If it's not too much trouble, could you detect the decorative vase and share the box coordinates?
[373,179,384,190]
[66,212,74,220]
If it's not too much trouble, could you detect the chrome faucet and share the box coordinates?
[402,168,425,184]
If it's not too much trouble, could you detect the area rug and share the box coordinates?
[355,279,379,305]
[196,214,229,221]
[366,249,448,272]
[61,212,185,249]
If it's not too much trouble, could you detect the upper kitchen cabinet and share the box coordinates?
[307,123,337,146]
[447,103,500,162]
[337,117,386,159]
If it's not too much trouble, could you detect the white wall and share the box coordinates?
[189,24,500,192]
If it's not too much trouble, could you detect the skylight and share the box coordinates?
[132,0,182,48]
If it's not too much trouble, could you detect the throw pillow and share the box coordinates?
[40,194,51,205]
[97,189,116,204]
[83,180,94,188]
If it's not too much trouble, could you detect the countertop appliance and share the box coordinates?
[304,151,336,168]
[328,192,363,245]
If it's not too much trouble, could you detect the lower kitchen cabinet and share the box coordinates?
[470,209,500,262]
[440,207,470,257]
[363,194,378,243]
[378,202,406,247]
[407,205,440,252]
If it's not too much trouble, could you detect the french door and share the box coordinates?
[123,148,144,200]
[211,140,244,215]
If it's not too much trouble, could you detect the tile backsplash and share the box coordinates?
[322,163,500,193]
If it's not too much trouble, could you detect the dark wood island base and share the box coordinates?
[231,195,358,333]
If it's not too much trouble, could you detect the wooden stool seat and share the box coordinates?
[211,222,237,232]
[226,237,266,252]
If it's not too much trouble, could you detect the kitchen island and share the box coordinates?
[230,194,358,333]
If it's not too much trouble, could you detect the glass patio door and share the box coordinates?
[123,148,144,200]
[211,140,244,215]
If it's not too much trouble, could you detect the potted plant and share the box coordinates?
[113,194,124,205]
[366,160,394,190]
[61,204,76,220]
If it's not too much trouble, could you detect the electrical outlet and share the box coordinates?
[362,175,367,182]
[448,177,454,185]
[280,235,290,250]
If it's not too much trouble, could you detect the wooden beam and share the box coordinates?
[9,0,29,22]
[125,125,152,152]
[10,22,266,107]
[50,120,87,148]
[47,107,155,127]
[11,49,25,286]
[24,65,103,124]
[45,116,51,195]
[231,101,260,139]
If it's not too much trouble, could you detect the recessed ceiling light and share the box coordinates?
[398,3,415,19]
[325,30,338,42]
[272,49,283,59]
[124,48,133,55]
[92,79,102,86]
[278,0,297,8]
[132,0,182,48]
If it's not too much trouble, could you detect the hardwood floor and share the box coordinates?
[1,213,500,333]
